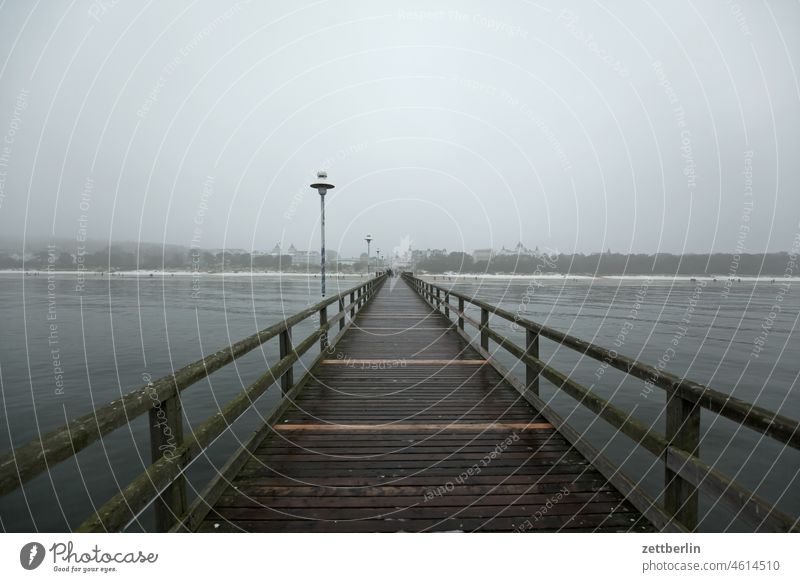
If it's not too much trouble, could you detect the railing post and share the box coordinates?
[436,288,441,310]
[458,297,464,330]
[444,292,450,318]
[480,308,489,351]
[350,291,355,318]
[525,329,540,396]
[279,326,293,394]
[319,305,328,352]
[664,392,700,530]
[338,297,345,331]
[149,396,186,531]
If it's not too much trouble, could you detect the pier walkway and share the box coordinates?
[196,280,650,532]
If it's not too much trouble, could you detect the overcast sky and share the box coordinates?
[0,0,798,257]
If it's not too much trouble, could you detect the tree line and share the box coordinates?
[0,246,369,273]
[415,251,794,276]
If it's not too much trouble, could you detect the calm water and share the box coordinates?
[0,273,798,532]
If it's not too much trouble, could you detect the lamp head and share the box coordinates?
[310,170,334,192]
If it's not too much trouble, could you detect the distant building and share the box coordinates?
[411,248,448,260]
[496,242,535,257]
[473,249,493,262]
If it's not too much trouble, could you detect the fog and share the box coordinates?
[0,0,798,258]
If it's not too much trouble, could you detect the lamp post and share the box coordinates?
[310,171,334,297]
[376,249,381,274]
[364,234,373,277]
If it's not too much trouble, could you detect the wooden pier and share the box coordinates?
[0,273,798,533]
[194,281,649,532]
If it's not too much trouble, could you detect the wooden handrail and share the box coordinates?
[0,275,386,509]
[404,274,800,532]
[404,275,800,449]
[75,274,387,532]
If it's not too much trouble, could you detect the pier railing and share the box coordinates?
[0,274,386,532]
[404,274,800,532]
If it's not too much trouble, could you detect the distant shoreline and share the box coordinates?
[0,269,367,277]
[2,270,798,282]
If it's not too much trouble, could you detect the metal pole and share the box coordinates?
[366,240,371,277]
[320,192,326,297]
[310,171,333,297]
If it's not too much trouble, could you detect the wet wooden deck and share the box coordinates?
[198,279,653,532]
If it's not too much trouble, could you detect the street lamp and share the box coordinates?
[364,234,373,277]
[376,249,381,273]
[310,171,334,297]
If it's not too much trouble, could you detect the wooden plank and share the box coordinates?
[274,422,554,431]
[320,359,487,365]
[199,512,651,533]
